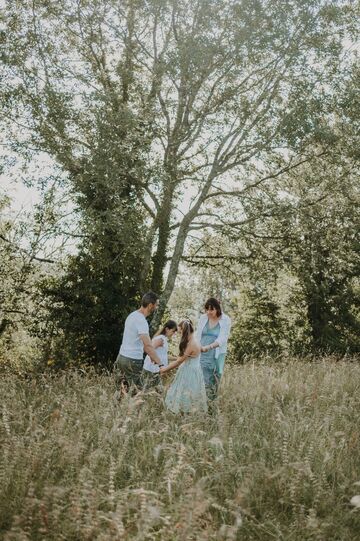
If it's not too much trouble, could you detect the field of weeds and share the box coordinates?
[1,359,360,540]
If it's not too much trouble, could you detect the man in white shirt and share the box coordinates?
[114,291,161,393]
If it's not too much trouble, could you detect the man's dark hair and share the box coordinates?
[141,291,159,308]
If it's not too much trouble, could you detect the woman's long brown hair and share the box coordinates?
[179,319,194,356]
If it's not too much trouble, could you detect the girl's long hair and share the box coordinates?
[155,320,177,337]
[179,319,194,356]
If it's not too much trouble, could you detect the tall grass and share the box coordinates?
[1,358,359,540]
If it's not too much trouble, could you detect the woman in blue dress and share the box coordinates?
[160,320,207,414]
[196,298,231,401]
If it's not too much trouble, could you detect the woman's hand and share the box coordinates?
[160,354,187,375]
[202,343,218,353]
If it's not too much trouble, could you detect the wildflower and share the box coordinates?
[208,436,224,450]
[350,495,360,508]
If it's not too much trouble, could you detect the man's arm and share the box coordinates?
[140,334,161,365]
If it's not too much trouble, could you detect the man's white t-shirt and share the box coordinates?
[119,310,149,360]
[143,335,168,373]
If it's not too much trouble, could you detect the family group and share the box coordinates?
[114,292,231,413]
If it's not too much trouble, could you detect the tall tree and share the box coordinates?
[282,162,360,352]
[2,0,356,337]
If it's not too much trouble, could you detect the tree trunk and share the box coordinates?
[150,161,177,293]
[304,266,329,351]
[307,296,329,350]
[150,165,218,331]
[150,220,190,332]
[150,210,172,293]
[139,223,157,291]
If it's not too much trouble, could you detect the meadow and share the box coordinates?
[1,358,360,540]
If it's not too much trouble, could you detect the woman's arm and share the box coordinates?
[160,340,199,374]
[196,314,207,342]
[159,353,188,374]
[202,316,231,352]
[201,341,219,353]
[216,315,231,348]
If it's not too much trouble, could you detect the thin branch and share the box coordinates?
[141,184,160,211]
[204,151,328,201]
[138,196,156,219]
[0,234,56,263]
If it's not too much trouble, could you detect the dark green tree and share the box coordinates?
[229,284,288,360]
[283,167,360,353]
[38,106,148,365]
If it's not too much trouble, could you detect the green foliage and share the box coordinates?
[229,286,290,361]
[187,141,360,359]
[35,96,149,367]
[40,236,141,368]
[281,162,360,354]
[0,195,41,366]
[38,200,146,368]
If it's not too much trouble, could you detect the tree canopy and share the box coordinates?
[1,0,359,363]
